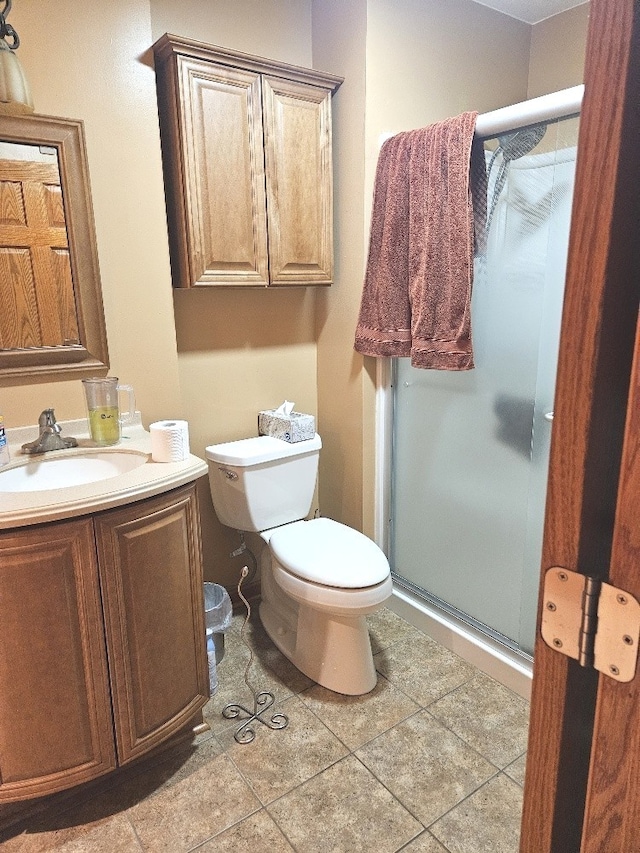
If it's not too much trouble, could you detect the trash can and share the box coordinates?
[204,583,233,693]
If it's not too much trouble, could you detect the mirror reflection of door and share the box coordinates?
[0,141,79,351]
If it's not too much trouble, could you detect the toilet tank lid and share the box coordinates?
[205,434,321,466]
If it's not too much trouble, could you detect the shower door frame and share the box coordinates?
[374,87,584,696]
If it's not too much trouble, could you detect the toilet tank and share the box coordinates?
[205,434,322,532]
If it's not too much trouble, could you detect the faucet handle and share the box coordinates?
[39,409,61,434]
[22,409,77,454]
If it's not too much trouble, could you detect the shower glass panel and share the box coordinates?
[390,115,579,656]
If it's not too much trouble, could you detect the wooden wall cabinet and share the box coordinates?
[0,483,208,803]
[152,35,342,288]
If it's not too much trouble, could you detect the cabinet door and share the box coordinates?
[0,519,115,802]
[167,55,269,287]
[95,484,208,764]
[262,76,334,286]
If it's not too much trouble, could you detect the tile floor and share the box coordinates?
[0,606,529,852]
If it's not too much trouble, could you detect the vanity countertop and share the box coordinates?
[0,417,208,530]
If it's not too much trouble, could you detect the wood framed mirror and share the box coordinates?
[0,114,108,382]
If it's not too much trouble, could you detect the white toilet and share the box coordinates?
[205,433,392,695]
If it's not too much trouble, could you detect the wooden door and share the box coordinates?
[0,519,115,802]
[579,321,640,850]
[95,484,209,764]
[0,159,79,348]
[262,75,334,286]
[521,0,640,850]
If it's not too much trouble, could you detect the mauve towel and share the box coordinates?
[354,112,485,370]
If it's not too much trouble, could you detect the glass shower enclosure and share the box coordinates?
[390,114,580,657]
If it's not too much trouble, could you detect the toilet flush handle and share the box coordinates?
[219,467,238,481]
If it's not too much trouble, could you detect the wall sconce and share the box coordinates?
[0,0,33,115]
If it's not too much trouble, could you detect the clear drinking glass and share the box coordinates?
[82,377,135,446]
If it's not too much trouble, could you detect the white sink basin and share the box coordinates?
[0,451,148,493]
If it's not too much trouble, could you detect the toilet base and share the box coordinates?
[260,598,378,696]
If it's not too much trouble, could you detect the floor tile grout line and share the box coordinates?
[351,719,503,833]
[369,658,529,771]
[260,753,424,853]
[251,749,353,810]
[216,686,354,808]
[222,610,508,847]
[347,696,505,781]
[394,827,453,853]
[199,665,499,852]
[426,669,531,718]
[294,674,423,753]
[372,651,479,708]
[418,704,526,771]
[126,814,145,852]
[183,801,264,852]
[423,766,521,841]
[263,801,305,853]
[347,752,433,831]
[421,705,507,770]
[502,749,528,787]
[216,655,439,828]
[0,729,218,845]
[218,685,435,827]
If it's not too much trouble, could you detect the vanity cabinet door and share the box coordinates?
[94,484,208,764]
[262,76,334,286]
[0,519,115,803]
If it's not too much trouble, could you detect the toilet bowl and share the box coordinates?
[261,517,392,694]
[205,434,392,695]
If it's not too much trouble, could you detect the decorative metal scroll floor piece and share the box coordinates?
[222,566,289,743]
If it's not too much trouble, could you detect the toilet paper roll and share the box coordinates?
[149,420,190,463]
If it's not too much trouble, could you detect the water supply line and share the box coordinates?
[230,531,257,585]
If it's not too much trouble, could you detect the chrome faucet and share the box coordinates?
[21,409,78,455]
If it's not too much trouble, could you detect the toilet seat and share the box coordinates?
[267,517,389,588]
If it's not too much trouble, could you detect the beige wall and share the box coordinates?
[313,0,532,540]
[6,0,181,428]
[150,0,312,63]
[312,0,368,530]
[2,0,589,590]
[148,0,318,587]
[528,4,590,98]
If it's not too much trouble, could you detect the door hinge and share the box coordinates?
[541,567,640,682]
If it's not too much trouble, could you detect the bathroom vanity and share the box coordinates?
[0,422,209,803]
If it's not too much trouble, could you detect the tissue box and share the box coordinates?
[258,409,315,443]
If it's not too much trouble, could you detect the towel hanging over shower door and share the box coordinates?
[354,112,486,370]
